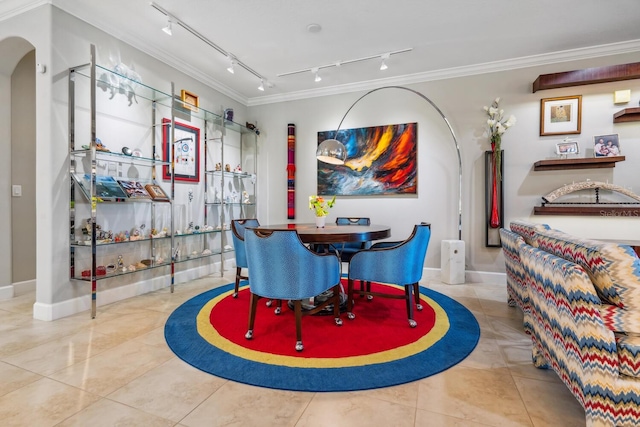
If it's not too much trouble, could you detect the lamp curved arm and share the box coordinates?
[331,86,463,240]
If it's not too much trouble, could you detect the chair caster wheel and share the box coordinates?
[233,292,238,298]
[347,312,355,320]
[416,303,423,311]
[295,341,303,352]
[335,318,343,326]
[266,299,273,307]
[408,319,417,328]
[367,295,373,301]
[274,307,281,315]
[245,330,253,339]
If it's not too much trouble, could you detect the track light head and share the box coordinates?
[380,53,390,70]
[258,80,265,91]
[312,67,321,82]
[162,20,173,36]
[227,60,235,74]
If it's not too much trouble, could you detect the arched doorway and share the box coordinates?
[0,36,36,300]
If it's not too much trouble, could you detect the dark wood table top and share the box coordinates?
[250,223,391,244]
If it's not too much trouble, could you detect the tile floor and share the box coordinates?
[0,272,587,426]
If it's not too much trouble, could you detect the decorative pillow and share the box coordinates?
[510,220,550,246]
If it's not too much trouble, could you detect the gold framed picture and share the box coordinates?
[180,89,199,112]
[540,95,582,136]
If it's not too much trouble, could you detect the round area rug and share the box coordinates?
[165,280,479,392]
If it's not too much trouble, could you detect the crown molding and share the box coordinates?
[0,0,49,21]
[248,39,640,106]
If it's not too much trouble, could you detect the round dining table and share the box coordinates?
[250,223,391,244]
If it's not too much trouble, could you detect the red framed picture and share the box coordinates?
[162,118,200,182]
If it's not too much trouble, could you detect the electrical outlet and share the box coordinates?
[12,184,22,197]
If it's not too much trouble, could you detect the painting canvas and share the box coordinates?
[317,122,417,196]
[162,118,200,182]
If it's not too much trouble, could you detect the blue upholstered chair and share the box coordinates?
[230,218,260,298]
[244,229,343,351]
[347,223,431,327]
[335,217,372,262]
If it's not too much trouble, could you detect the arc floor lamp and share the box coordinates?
[316,86,463,241]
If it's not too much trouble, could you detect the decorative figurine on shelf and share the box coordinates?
[187,221,194,234]
[224,108,234,122]
[243,191,250,204]
[231,190,239,203]
[95,138,109,152]
[245,122,260,135]
[215,162,222,171]
[234,164,242,173]
[117,255,124,271]
[225,163,231,172]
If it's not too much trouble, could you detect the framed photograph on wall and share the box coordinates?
[162,118,200,182]
[540,95,582,136]
[180,89,199,112]
[594,134,620,157]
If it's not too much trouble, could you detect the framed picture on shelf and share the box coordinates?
[540,95,582,136]
[180,89,199,112]
[594,134,620,157]
[73,174,129,200]
[117,180,151,199]
[555,140,579,155]
[162,118,200,183]
[145,183,170,200]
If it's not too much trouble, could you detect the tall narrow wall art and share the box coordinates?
[287,123,296,218]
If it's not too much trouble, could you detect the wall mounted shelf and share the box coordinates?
[533,156,625,171]
[614,107,640,123]
[532,62,640,92]
[534,206,640,216]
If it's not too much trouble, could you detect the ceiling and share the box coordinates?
[4,0,640,105]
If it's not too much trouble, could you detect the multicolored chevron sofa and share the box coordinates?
[500,221,640,426]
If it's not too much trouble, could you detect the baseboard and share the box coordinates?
[0,285,14,300]
[13,279,36,295]
[423,267,506,285]
[33,261,223,321]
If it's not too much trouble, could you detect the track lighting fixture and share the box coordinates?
[312,68,321,82]
[258,80,265,91]
[380,53,390,71]
[150,2,271,91]
[162,19,173,36]
[278,48,412,79]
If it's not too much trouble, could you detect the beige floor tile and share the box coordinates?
[49,340,174,396]
[87,309,168,341]
[513,376,585,427]
[3,329,123,376]
[297,391,416,427]
[357,381,420,408]
[181,381,313,427]
[459,334,507,370]
[0,377,101,427]
[57,398,176,426]
[415,409,493,426]
[0,361,42,397]
[416,366,533,426]
[107,357,227,422]
[500,343,563,383]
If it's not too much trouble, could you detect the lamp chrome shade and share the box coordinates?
[316,139,347,165]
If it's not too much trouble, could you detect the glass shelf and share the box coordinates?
[173,251,221,264]
[72,260,172,281]
[71,235,171,247]
[70,149,170,166]
[205,170,256,178]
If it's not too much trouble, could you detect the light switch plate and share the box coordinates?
[12,184,22,197]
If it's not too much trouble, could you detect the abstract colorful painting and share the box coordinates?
[317,123,417,196]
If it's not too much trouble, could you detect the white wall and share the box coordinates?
[249,54,640,273]
[3,3,640,319]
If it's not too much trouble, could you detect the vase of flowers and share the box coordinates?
[483,97,516,228]
[309,195,336,228]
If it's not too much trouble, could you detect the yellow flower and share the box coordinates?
[308,195,336,217]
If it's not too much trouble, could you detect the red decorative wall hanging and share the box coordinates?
[287,123,296,219]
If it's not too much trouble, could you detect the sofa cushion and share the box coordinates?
[615,335,640,378]
[510,220,550,246]
[535,229,640,313]
[599,303,640,336]
[499,228,527,308]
